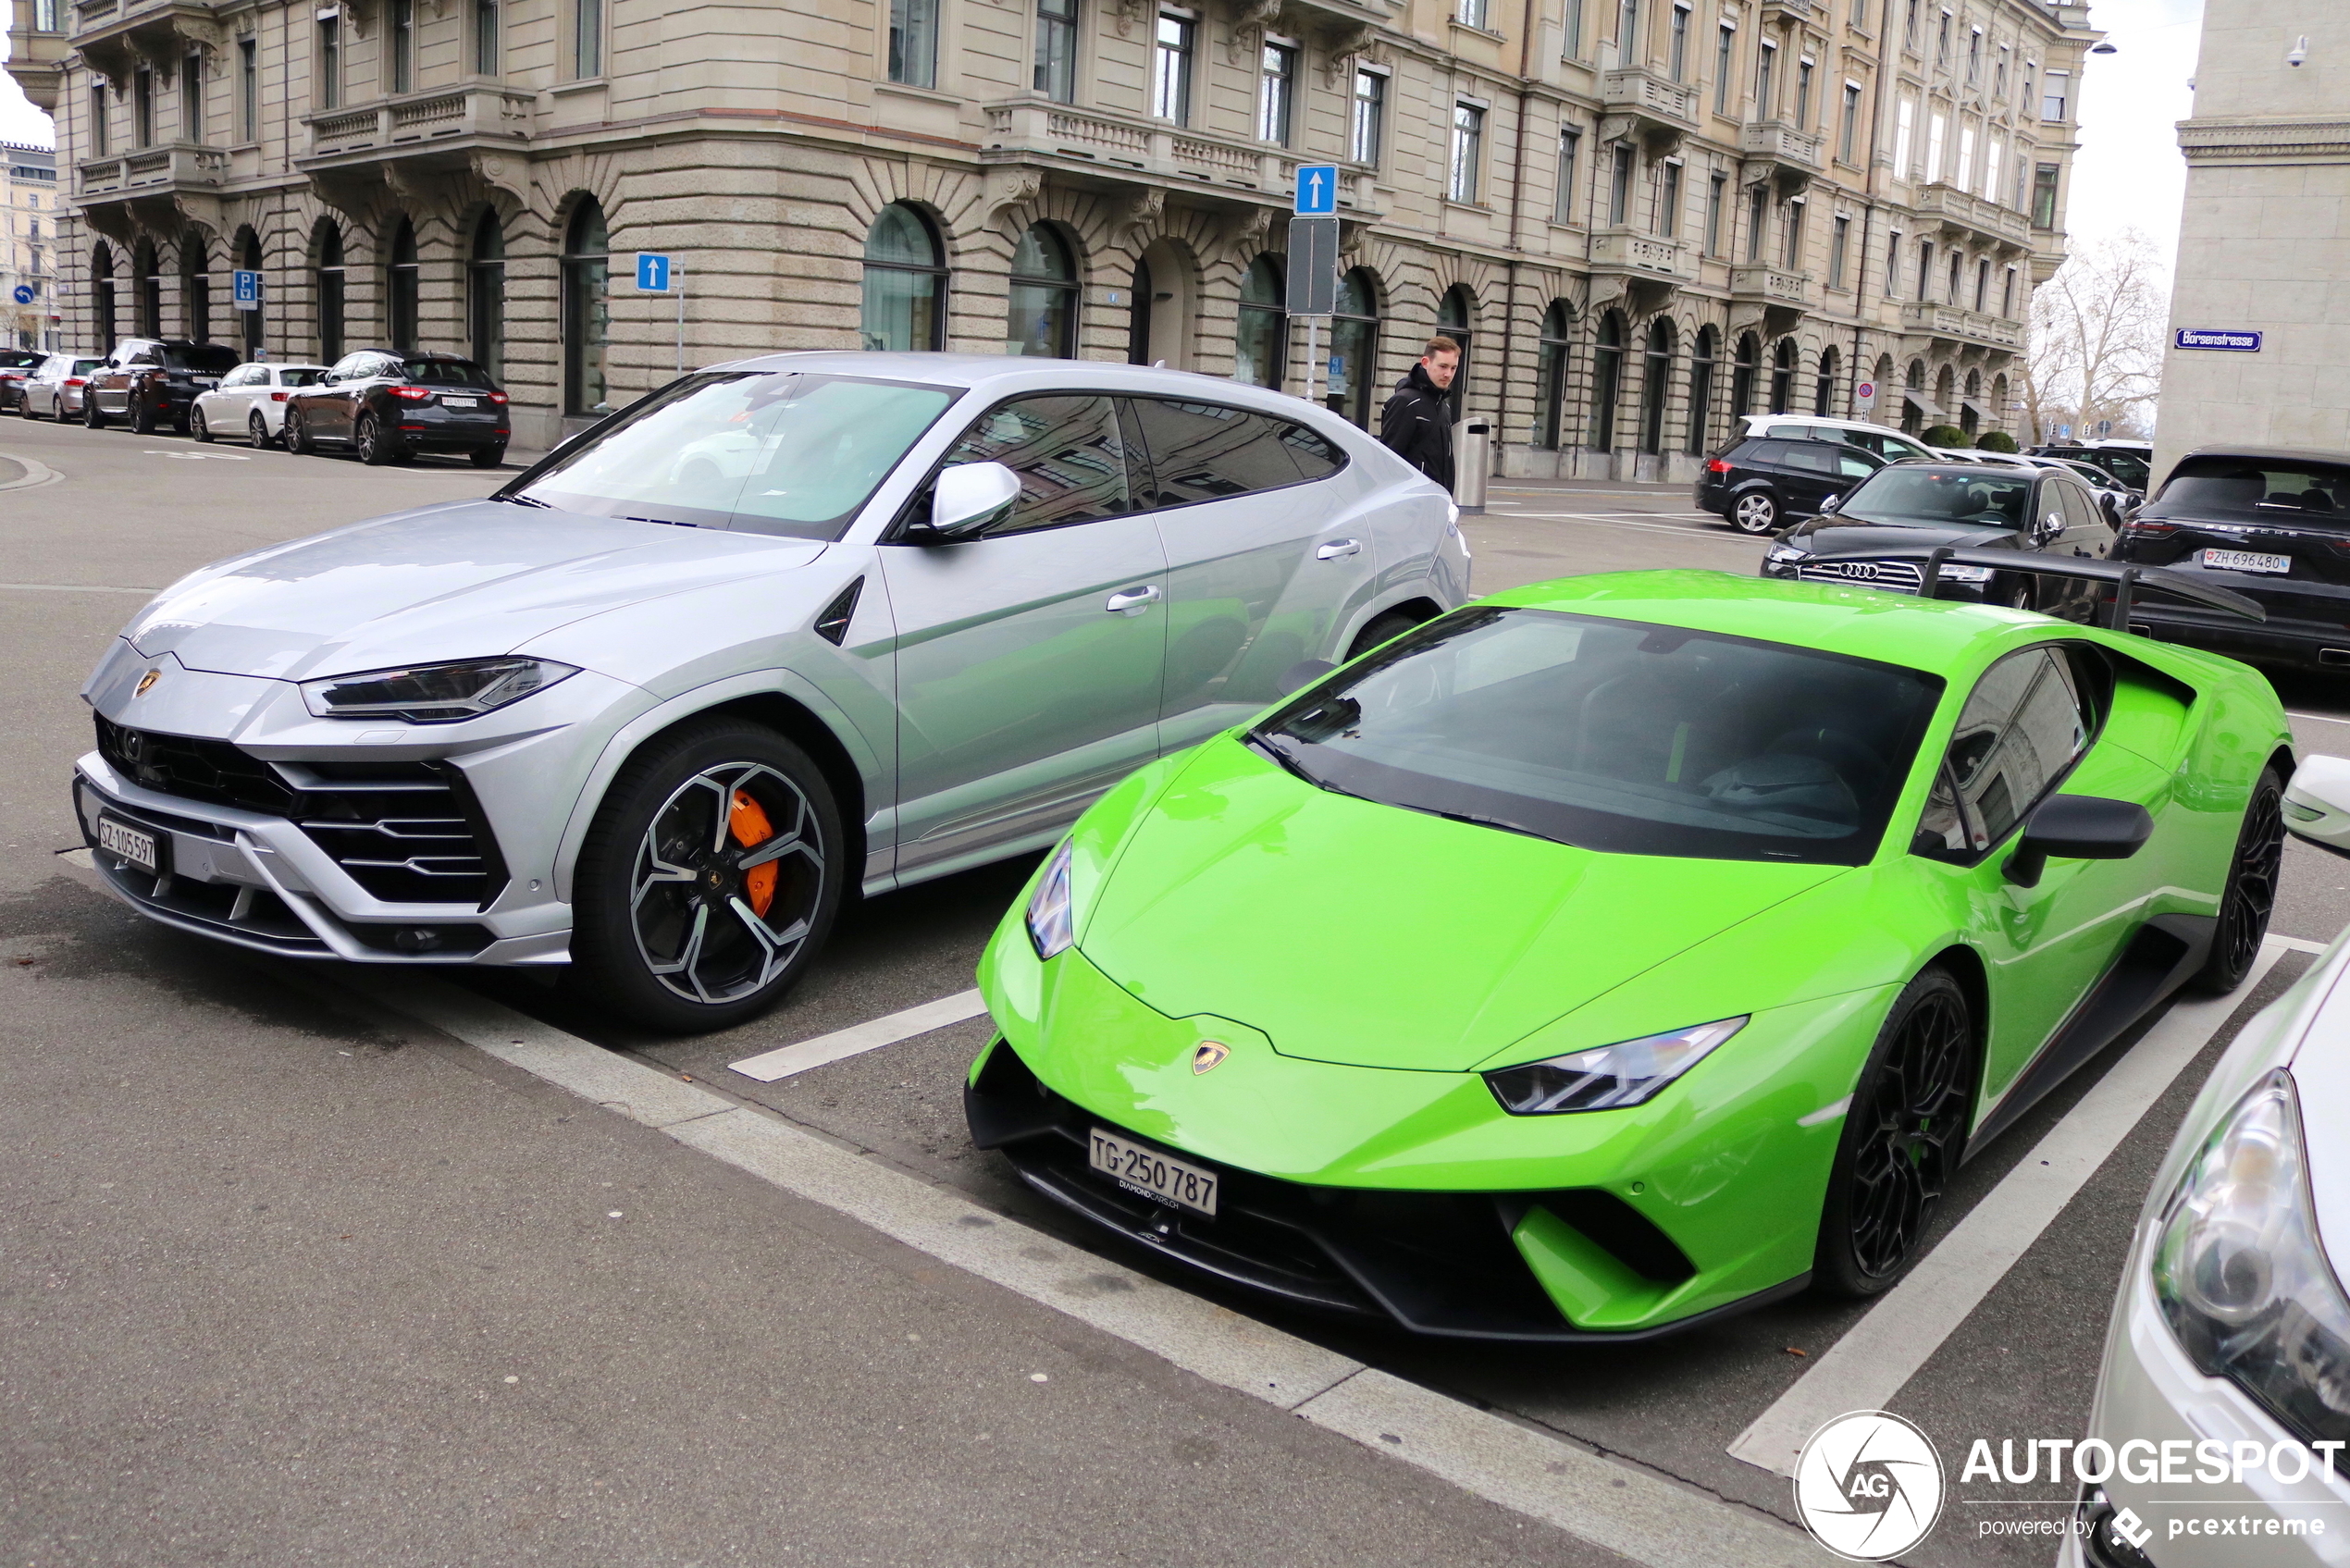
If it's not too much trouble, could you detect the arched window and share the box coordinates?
[468,211,505,378]
[93,246,117,346]
[1639,318,1675,455]
[1934,364,1957,433]
[1128,253,1155,364]
[1960,367,1983,436]
[1590,311,1624,451]
[1990,374,2010,436]
[1531,300,1574,451]
[236,228,264,358]
[1234,253,1285,389]
[1686,326,1718,455]
[561,197,610,415]
[1901,359,1926,435]
[181,241,210,342]
[1436,284,1475,417]
[135,240,161,337]
[861,203,946,352]
[388,217,420,352]
[1814,345,1839,418]
[315,222,346,362]
[1330,267,1380,428]
[1730,332,1759,419]
[1769,338,1797,414]
[1007,224,1078,358]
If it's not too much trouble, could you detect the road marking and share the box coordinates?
[728,988,988,1081]
[342,972,1820,1568]
[142,450,251,461]
[2288,711,2350,727]
[1499,512,1761,540]
[1727,940,2292,1477]
[0,451,62,490]
[0,582,161,595]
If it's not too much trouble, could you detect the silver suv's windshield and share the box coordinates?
[507,371,959,539]
[1250,608,1942,866]
[1843,467,2034,529]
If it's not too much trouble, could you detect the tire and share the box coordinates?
[83,393,105,429]
[1813,967,1973,1297]
[248,411,275,450]
[285,409,314,455]
[1346,607,1427,661]
[191,407,213,443]
[130,395,154,435]
[568,719,846,1033]
[355,413,394,466]
[469,444,507,469]
[2187,766,2287,995]
[1729,490,1782,535]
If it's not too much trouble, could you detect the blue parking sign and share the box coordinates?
[231,269,262,309]
[1293,166,1339,216]
[636,253,674,293]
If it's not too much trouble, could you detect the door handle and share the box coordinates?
[1316,538,1362,561]
[1104,584,1161,613]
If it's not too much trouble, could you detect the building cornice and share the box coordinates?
[2177,117,2350,167]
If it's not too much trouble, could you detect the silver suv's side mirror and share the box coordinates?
[1820,493,1842,514]
[2286,755,2350,859]
[921,462,1021,543]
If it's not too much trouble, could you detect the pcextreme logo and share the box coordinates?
[1793,1410,1947,1562]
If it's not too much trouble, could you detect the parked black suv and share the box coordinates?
[83,339,242,432]
[2030,441,2152,493]
[284,349,510,466]
[0,348,44,410]
[1696,434,1886,534]
[2111,446,2350,670]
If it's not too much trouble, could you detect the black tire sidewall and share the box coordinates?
[192,408,211,442]
[1347,609,1425,661]
[287,411,310,452]
[357,415,389,465]
[2188,765,2287,995]
[569,720,847,1033]
[250,413,271,449]
[1814,966,1973,1298]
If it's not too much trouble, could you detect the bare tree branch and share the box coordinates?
[2023,228,2168,441]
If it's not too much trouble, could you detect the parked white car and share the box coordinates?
[192,362,332,449]
[2066,754,2350,1568]
[1732,413,1939,465]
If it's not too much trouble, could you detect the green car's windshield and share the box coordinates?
[1251,608,1943,865]
[507,371,958,539]
[1843,467,2034,529]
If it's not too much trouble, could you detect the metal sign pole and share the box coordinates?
[1305,315,1319,407]
[676,278,685,376]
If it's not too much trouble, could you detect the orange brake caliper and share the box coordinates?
[728,791,779,917]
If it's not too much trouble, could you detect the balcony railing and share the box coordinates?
[77,140,226,196]
[1740,119,1824,171]
[1589,227,1692,280]
[303,83,537,157]
[1600,67,1701,135]
[1911,181,2031,248]
[1730,263,1812,306]
[983,99,1375,205]
[1899,302,2023,350]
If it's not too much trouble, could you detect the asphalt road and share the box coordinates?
[6,414,2350,1567]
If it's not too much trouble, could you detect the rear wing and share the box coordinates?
[1797,546,2265,634]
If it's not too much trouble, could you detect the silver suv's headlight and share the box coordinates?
[1484,1018,1746,1115]
[2153,1070,2350,1465]
[300,657,578,723]
[1025,839,1076,960]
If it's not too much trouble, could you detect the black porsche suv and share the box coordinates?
[83,339,242,433]
[2110,446,2350,670]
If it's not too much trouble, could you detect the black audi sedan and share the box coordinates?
[2109,446,2350,670]
[1759,462,2117,616]
[283,349,510,466]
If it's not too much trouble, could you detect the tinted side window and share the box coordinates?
[1918,648,2092,858]
[2059,480,2104,535]
[1781,443,1837,475]
[402,358,496,388]
[1125,398,1305,507]
[943,394,1133,537]
[1740,439,1795,468]
[1280,423,1347,481]
[1837,450,1880,480]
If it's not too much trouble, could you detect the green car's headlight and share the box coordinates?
[1026,839,1076,960]
[300,657,578,723]
[2153,1070,2350,1460]
[1483,1017,1746,1115]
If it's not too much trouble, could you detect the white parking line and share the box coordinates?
[2288,711,2350,727]
[1728,940,2292,1476]
[0,582,160,596]
[342,972,1821,1568]
[727,988,988,1081]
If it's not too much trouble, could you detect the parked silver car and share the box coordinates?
[15,352,105,421]
[71,354,1469,1030]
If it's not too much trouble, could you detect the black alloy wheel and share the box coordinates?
[1730,490,1781,535]
[356,413,394,466]
[1816,967,1973,1296]
[569,719,845,1033]
[129,391,155,435]
[285,408,314,454]
[82,391,105,428]
[248,410,274,450]
[191,406,212,443]
[469,443,507,469]
[2189,766,2287,994]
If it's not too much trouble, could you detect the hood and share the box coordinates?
[121,501,827,681]
[1075,741,1845,1072]
[1786,517,2023,554]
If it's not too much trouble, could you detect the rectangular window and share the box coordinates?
[1756,41,1776,116]
[1457,0,1487,30]
[1450,102,1485,204]
[1555,127,1581,222]
[1713,23,1735,115]
[316,16,340,108]
[1706,170,1726,253]
[1351,68,1385,165]
[1996,44,2009,98]
[1150,13,1191,121]
[133,68,153,147]
[1830,214,1849,289]
[390,0,413,93]
[1610,142,1634,224]
[33,0,56,28]
[2022,62,2035,111]
[2001,267,2015,317]
[1257,42,1294,143]
[1926,108,1947,182]
[572,0,600,78]
[239,38,257,140]
[1886,232,1902,298]
[1947,250,1960,303]
[2031,162,2059,228]
[183,53,203,142]
[1616,0,1638,61]
[1973,259,1989,311]
[889,0,938,87]
[1916,239,1932,300]
[1894,94,1914,174]
[2041,68,2070,121]
[1656,160,1681,237]
[1985,135,2003,206]
[1795,57,1813,126]
[475,0,501,75]
[1668,4,1690,81]
[1039,0,1080,102]
[1904,0,1919,50]
[1840,81,1861,162]
[1746,183,1766,260]
[1564,0,1584,59]
[1956,125,1976,193]
[1936,8,1950,64]
[89,82,108,156]
[1967,26,1981,82]
[1783,198,1803,269]
[2014,149,2029,208]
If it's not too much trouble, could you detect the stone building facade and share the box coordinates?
[6,0,2094,459]
[2,142,57,347]
[2155,1,2350,481]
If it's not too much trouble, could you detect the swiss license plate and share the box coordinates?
[95,813,162,876]
[1089,1128,1218,1216]
[2200,548,2292,574]
[441,397,477,408]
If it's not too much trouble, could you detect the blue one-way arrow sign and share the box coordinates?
[636,253,674,293]
[1293,165,1339,216]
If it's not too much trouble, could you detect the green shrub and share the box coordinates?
[1975,430,2020,452]
[1922,425,1970,449]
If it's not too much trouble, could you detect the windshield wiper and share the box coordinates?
[493,492,550,508]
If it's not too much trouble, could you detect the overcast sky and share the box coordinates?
[1,2,2202,257]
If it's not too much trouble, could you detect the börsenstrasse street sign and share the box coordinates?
[2174,327,2263,352]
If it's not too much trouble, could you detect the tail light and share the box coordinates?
[270,391,289,402]
[64,377,84,389]
[1705,458,1732,475]
[388,385,434,402]
[2123,520,2178,537]
[488,390,509,405]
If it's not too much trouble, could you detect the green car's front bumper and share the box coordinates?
[971,929,1898,1341]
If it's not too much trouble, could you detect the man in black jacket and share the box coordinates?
[1379,336,1461,490]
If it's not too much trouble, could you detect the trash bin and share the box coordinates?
[1453,418,1490,514]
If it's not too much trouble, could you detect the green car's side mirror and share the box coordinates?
[2285,754,2350,859]
[2005,795,2154,887]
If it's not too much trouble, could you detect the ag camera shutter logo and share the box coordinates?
[1793,1410,1946,1561]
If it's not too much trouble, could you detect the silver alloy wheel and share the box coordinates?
[1732,493,1779,534]
[628,761,824,1006]
[249,411,272,449]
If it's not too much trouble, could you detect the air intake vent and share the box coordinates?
[814,577,864,646]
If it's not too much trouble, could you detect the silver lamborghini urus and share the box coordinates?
[72,354,1468,1030]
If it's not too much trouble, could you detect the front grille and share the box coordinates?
[94,717,507,907]
[1795,559,1924,594]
